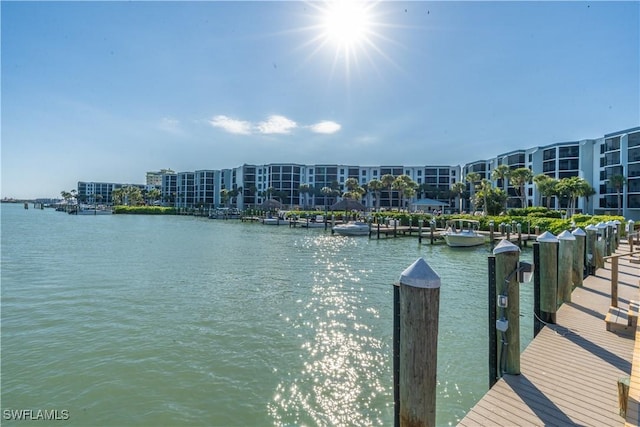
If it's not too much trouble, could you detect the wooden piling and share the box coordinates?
[557,230,576,304]
[610,256,619,308]
[585,224,598,275]
[571,228,586,287]
[418,219,423,244]
[488,255,498,387]
[429,220,435,245]
[398,258,440,427]
[532,243,543,336]
[393,282,400,427]
[489,222,495,249]
[595,223,607,268]
[537,231,558,324]
[493,240,521,376]
[606,223,614,256]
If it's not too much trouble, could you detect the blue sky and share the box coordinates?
[2,1,638,199]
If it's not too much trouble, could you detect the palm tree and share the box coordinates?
[392,175,417,211]
[344,177,362,195]
[147,188,161,205]
[609,174,626,216]
[320,186,333,208]
[478,179,492,215]
[508,167,533,208]
[450,182,466,213]
[299,184,312,209]
[367,179,383,211]
[380,174,396,209]
[220,189,229,207]
[491,164,510,211]
[465,172,481,212]
[533,174,557,208]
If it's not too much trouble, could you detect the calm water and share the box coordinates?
[1,203,533,426]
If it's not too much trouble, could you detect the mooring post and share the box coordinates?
[393,282,400,427]
[430,220,435,245]
[533,243,543,336]
[537,231,559,324]
[557,230,576,304]
[606,222,614,256]
[628,220,635,252]
[493,240,521,376]
[489,221,495,249]
[377,222,381,240]
[398,258,440,427]
[488,254,498,388]
[585,224,598,275]
[571,227,586,286]
[611,256,619,308]
[517,223,522,248]
[595,222,607,268]
[614,220,622,250]
[418,219,423,244]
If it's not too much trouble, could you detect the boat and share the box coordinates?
[71,205,113,215]
[333,221,370,236]
[442,219,485,247]
[299,215,326,228]
[262,211,291,225]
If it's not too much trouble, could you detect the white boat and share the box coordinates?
[72,205,113,215]
[333,221,370,236]
[442,220,485,247]
[262,211,291,225]
[299,215,326,228]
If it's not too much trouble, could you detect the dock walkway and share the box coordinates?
[458,246,639,426]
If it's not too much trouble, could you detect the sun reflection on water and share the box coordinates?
[269,235,389,426]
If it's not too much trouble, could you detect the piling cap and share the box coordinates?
[557,230,576,240]
[613,220,621,225]
[571,227,586,236]
[493,239,520,255]
[536,231,558,243]
[399,258,441,289]
[596,222,608,229]
[585,224,598,231]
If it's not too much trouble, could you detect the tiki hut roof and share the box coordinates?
[330,199,366,211]
[260,199,283,209]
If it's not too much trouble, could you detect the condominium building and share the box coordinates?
[78,126,639,219]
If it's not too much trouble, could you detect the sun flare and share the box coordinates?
[300,0,393,81]
[321,1,372,50]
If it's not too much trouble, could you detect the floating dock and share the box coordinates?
[459,246,640,426]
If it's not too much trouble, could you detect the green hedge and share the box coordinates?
[113,206,177,215]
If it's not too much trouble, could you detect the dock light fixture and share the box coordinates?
[504,260,534,286]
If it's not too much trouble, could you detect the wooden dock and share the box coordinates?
[458,246,640,426]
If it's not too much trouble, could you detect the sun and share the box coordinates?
[321,1,372,51]
[307,0,383,74]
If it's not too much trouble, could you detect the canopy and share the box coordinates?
[410,198,449,211]
[330,199,365,211]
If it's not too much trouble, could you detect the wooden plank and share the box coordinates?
[458,246,639,427]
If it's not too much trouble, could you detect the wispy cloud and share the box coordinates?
[158,117,187,136]
[209,114,341,136]
[256,115,297,134]
[209,115,252,135]
[309,120,341,134]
